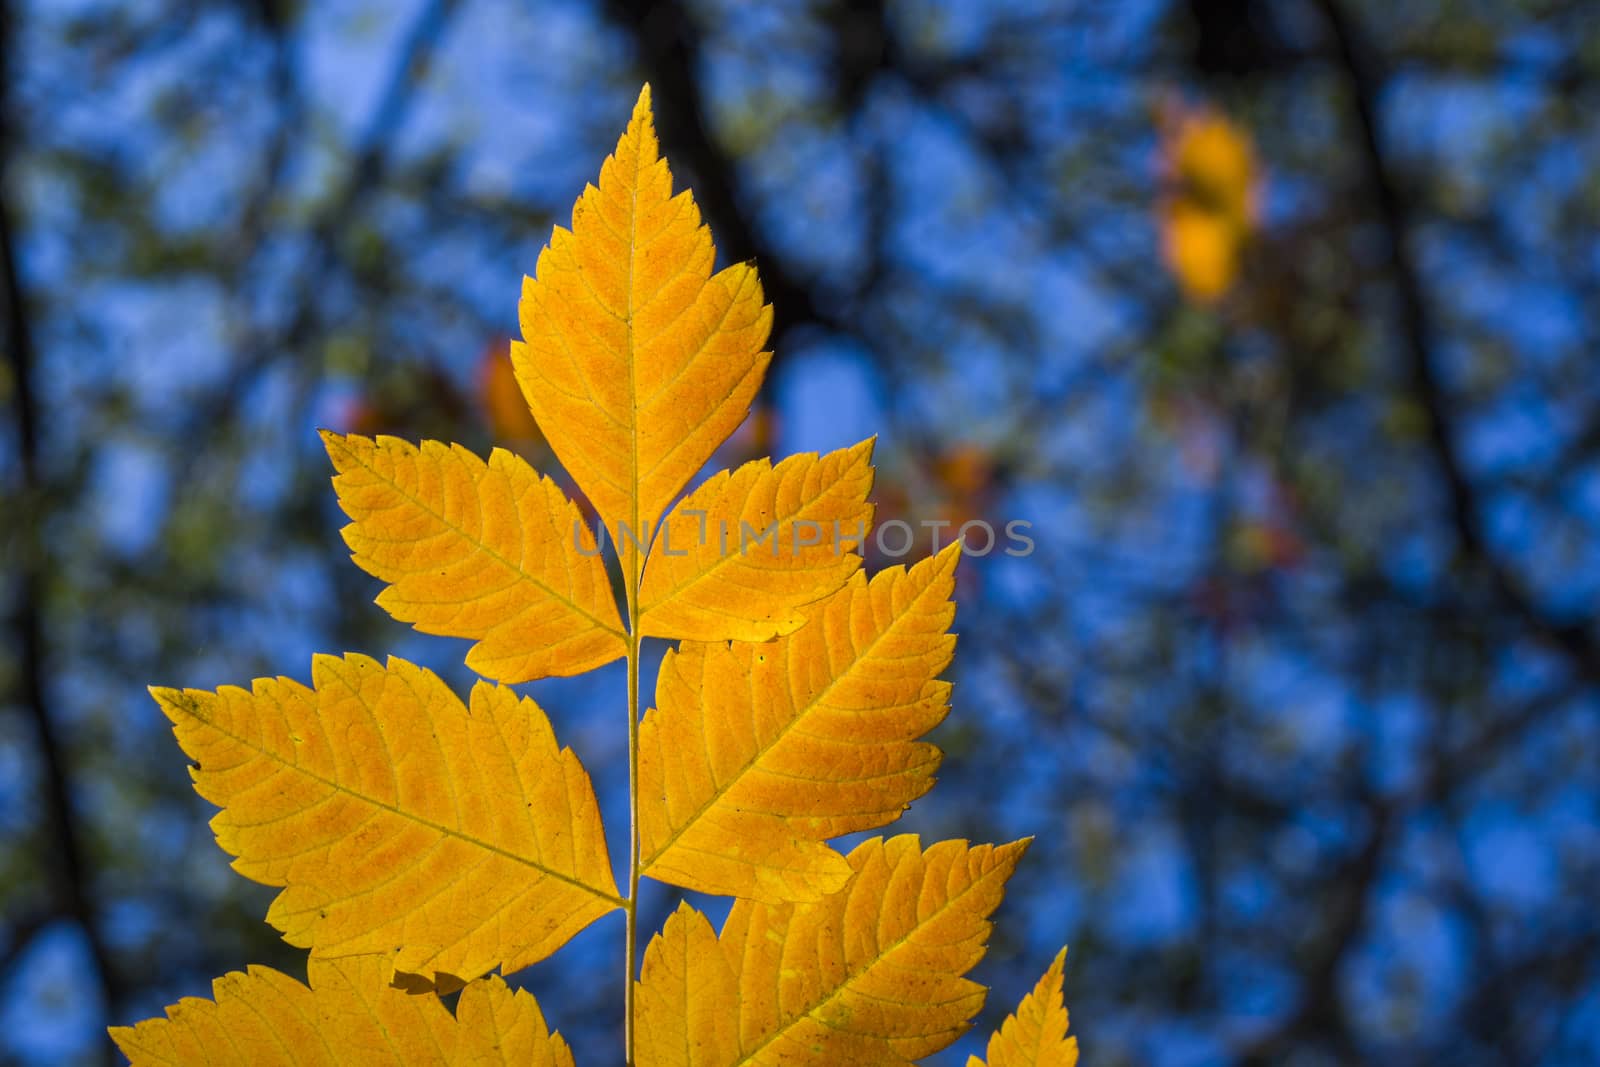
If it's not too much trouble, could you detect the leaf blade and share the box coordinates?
[636,441,876,643]
[727,835,1027,1065]
[109,956,574,1067]
[634,903,741,1067]
[635,834,1027,1066]
[324,432,625,683]
[639,544,959,901]
[513,85,772,570]
[966,948,1077,1067]
[155,654,621,988]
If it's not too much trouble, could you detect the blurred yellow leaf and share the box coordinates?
[479,340,543,442]
[1159,103,1259,304]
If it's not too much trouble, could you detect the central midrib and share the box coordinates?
[626,136,642,588]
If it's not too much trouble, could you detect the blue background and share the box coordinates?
[2,0,1599,1064]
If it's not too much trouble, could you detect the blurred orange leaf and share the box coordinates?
[1159,102,1260,304]
[479,341,543,443]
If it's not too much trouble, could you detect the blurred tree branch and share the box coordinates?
[0,2,124,1051]
[1317,0,1600,684]
[177,0,463,469]
[603,0,845,362]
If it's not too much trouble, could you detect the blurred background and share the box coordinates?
[3,0,1599,1063]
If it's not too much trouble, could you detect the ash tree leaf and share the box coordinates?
[116,85,1057,1067]
[636,440,877,642]
[153,654,621,989]
[323,432,625,682]
[109,955,574,1066]
[635,834,1029,1066]
[968,948,1077,1067]
[512,84,772,582]
[638,544,961,902]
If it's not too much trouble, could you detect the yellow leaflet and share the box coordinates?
[635,904,740,1067]
[635,834,1029,1067]
[153,654,620,988]
[513,84,772,582]
[637,440,875,641]
[639,544,959,901]
[968,948,1078,1067]
[110,955,574,1066]
[323,432,624,682]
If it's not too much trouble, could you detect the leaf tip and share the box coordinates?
[933,538,964,569]
[107,1025,140,1060]
[993,836,1034,872]
[318,426,349,453]
[320,428,364,473]
[149,685,199,724]
[628,83,657,140]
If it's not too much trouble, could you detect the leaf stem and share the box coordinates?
[623,552,643,1066]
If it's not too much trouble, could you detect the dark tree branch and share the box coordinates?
[0,906,60,982]
[174,0,461,466]
[228,0,304,278]
[602,0,845,364]
[1316,0,1600,685]
[0,1,125,1045]
[1236,802,1391,1064]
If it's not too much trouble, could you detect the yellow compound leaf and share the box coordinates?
[638,544,960,902]
[110,955,574,1066]
[120,86,1062,1067]
[323,432,624,683]
[967,949,1077,1067]
[636,440,876,642]
[636,834,1028,1067]
[512,84,772,579]
[153,654,621,988]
